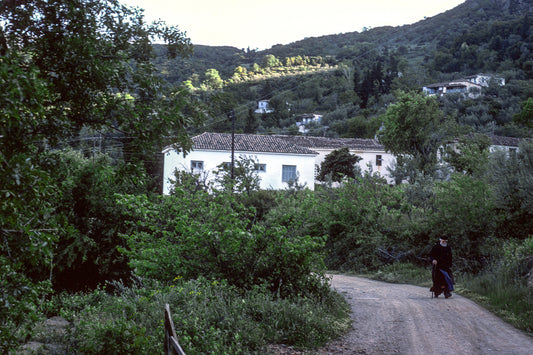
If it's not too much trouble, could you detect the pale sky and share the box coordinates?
[121,0,465,50]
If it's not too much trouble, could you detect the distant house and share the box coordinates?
[295,114,322,134]
[442,134,523,163]
[423,74,505,98]
[423,80,483,98]
[162,133,396,194]
[463,74,505,87]
[254,100,274,113]
[488,135,521,154]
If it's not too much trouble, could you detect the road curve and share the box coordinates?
[319,274,533,355]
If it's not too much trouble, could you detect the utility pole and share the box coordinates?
[229,110,236,181]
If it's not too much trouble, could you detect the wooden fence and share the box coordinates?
[164,304,186,355]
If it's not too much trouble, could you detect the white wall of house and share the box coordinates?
[163,148,317,194]
[312,148,396,183]
[489,145,518,155]
[255,100,273,113]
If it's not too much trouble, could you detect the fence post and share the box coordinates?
[164,303,186,355]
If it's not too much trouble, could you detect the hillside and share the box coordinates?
[155,0,532,82]
[153,0,533,139]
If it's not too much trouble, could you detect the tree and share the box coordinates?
[0,54,59,351]
[431,174,496,271]
[0,1,198,349]
[513,97,533,128]
[379,91,459,177]
[0,0,197,165]
[317,147,362,182]
[214,155,261,194]
[488,140,533,240]
[202,68,224,90]
[443,133,492,176]
[261,54,280,69]
[244,106,259,133]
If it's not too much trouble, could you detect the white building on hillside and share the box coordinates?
[423,74,505,99]
[254,100,274,113]
[296,113,322,134]
[488,135,521,154]
[162,133,396,194]
[162,133,317,193]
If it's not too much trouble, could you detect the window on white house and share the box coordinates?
[191,160,204,171]
[376,155,383,167]
[254,163,266,172]
[282,165,297,182]
[509,148,517,157]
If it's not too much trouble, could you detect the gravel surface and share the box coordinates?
[313,274,533,354]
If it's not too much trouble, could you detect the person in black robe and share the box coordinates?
[429,235,454,298]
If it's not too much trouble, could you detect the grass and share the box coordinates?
[30,276,352,354]
[458,272,533,335]
[365,262,433,287]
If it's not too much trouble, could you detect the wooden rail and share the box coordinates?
[164,304,186,355]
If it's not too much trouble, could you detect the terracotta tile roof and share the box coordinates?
[192,132,317,155]
[489,135,522,147]
[460,133,523,147]
[271,135,385,150]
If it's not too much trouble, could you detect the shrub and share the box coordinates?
[0,257,50,352]
[430,174,497,272]
[460,238,533,333]
[44,277,351,353]
[117,189,327,298]
[264,177,415,272]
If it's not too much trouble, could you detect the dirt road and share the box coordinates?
[319,274,533,355]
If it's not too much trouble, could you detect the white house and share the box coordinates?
[441,134,523,166]
[254,100,274,113]
[162,133,318,194]
[163,133,396,194]
[463,74,505,87]
[295,114,322,134]
[271,135,396,183]
[423,80,484,98]
[423,74,505,99]
[488,135,521,154]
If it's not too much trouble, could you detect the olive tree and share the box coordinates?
[379,91,459,179]
[317,147,362,182]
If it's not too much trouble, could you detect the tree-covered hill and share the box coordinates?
[153,0,533,139]
[154,0,533,84]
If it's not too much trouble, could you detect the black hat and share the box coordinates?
[439,235,449,241]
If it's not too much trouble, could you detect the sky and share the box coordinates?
[121,0,466,50]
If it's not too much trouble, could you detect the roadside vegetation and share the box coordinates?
[2,1,533,354]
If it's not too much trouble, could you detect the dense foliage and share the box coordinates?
[2,0,533,352]
[0,0,197,350]
[116,189,328,298]
[151,1,533,140]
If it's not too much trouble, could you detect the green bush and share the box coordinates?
[117,189,328,298]
[430,173,497,272]
[44,276,350,354]
[0,257,50,352]
[264,177,419,272]
[460,237,533,333]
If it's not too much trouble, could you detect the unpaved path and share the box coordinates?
[318,274,533,355]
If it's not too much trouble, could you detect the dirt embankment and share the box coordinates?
[316,274,533,354]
